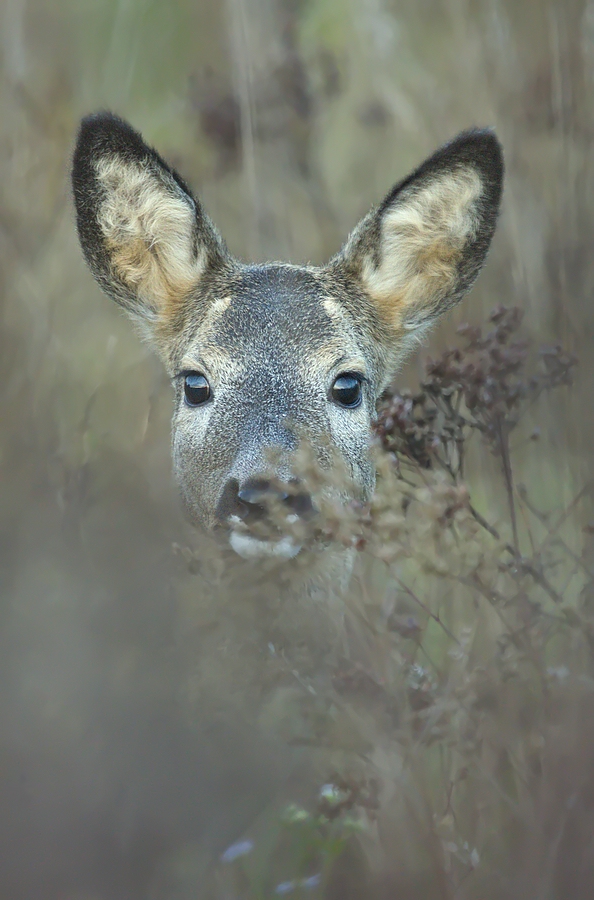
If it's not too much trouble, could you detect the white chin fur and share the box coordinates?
[229,531,302,560]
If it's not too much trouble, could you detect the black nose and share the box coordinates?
[216,477,313,525]
[238,478,289,511]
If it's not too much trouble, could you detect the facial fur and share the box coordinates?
[72,113,504,561]
[169,265,378,532]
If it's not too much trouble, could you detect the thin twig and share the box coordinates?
[494,414,519,552]
[394,577,461,646]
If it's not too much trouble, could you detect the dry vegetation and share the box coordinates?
[205,307,592,899]
[1,1,593,898]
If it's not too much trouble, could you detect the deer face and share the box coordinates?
[167,264,378,559]
[72,113,503,561]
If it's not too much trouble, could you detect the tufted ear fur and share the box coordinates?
[72,112,228,338]
[333,129,503,360]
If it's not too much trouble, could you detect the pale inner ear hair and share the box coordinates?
[360,166,483,329]
[95,156,206,318]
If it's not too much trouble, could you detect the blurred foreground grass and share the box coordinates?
[200,309,593,899]
[1,0,593,897]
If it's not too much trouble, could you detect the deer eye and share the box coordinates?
[183,373,211,406]
[331,373,363,409]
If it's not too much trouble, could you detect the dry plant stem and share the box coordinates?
[468,502,507,544]
[494,414,519,552]
[394,576,460,646]
[403,789,455,900]
[459,575,523,642]
[461,574,553,703]
[519,560,563,605]
[523,483,593,577]
[514,485,592,603]
[469,493,575,606]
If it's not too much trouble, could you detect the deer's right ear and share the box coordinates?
[72,112,228,337]
[330,129,503,374]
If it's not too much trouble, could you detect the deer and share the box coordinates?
[72,112,503,663]
[70,116,504,892]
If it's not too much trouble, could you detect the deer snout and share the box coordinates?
[237,478,289,520]
[217,477,314,560]
[219,477,313,524]
[237,478,313,522]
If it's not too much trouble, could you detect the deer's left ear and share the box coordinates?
[72,112,228,338]
[332,129,503,345]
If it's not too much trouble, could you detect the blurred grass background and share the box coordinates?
[1,0,593,897]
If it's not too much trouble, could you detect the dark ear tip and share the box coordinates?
[73,111,146,174]
[448,127,504,180]
[451,126,502,148]
[380,127,504,217]
[77,110,136,136]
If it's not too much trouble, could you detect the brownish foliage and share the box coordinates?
[2,1,594,898]
[208,308,592,899]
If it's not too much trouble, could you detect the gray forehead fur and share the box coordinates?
[177,262,385,390]
[199,265,339,351]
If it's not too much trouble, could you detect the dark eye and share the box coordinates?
[331,373,363,408]
[183,373,211,407]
